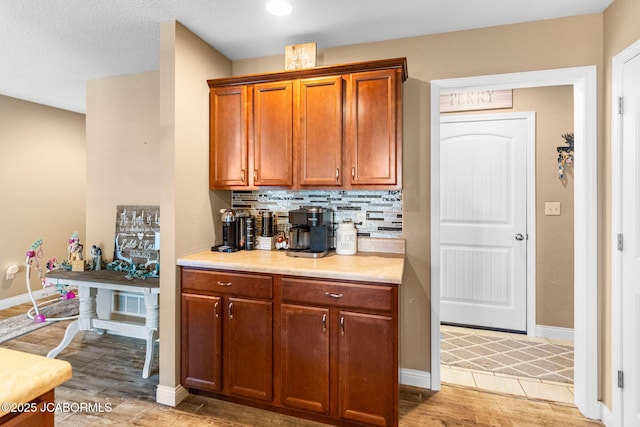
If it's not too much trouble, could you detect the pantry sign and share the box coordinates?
[440,89,512,113]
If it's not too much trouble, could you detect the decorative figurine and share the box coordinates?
[68,231,85,271]
[90,245,103,271]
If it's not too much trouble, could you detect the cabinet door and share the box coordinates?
[347,69,400,187]
[280,304,330,414]
[210,86,249,188]
[298,76,344,187]
[253,81,293,186]
[181,294,222,392]
[338,311,396,427]
[225,297,273,402]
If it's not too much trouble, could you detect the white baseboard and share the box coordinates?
[535,325,574,342]
[0,287,60,311]
[156,384,189,407]
[399,368,431,389]
[599,402,613,426]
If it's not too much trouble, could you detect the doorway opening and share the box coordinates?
[430,66,598,420]
[438,102,575,403]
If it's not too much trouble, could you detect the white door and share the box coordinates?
[440,114,529,332]
[621,50,640,427]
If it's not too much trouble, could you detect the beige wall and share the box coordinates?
[85,71,161,255]
[526,86,575,328]
[158,21,231,391]
[0,95,85,300]
[231,12,603,378]
[444,86,575,329]
[602,0,640,410]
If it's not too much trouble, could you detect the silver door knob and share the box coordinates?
[515,233,525,241]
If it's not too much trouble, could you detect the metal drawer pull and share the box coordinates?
[217,281,232,287]
[214,301,219,319]
[340,317,345,336]
[322,313,327,332]
[325,292,344,299]
[228,302,234,319]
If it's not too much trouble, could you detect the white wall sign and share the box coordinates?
[440,89,513,112]
[114,205,160,268]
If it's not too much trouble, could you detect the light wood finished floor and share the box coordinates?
[0,302,603,426]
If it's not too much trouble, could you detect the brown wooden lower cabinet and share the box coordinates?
[280,304,331,414]
[0,389,55,427]
[338,311,395,426]
[181,268,398,427]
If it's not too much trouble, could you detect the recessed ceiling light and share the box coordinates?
[266,0,292,16]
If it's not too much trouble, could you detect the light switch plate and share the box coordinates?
[545,202,561,216]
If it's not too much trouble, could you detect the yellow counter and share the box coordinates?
[0,348,72,416]
[177,249,404,284]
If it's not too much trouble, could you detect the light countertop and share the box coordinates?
[177,249,404,284]
[0,348,72,415]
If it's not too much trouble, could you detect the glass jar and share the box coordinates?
[335,220,357,255]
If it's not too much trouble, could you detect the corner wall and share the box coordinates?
[158,20,231,398]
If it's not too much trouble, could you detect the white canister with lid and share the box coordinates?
[335,220,357,255]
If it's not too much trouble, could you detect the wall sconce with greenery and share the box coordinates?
[557,132,574,179]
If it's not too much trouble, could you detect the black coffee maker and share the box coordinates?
[213,209,255,252]
[286,207,333,258]
[220,208,238,251]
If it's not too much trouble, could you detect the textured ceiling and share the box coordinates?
[0,0,613,113]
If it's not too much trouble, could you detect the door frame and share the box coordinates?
[611,38,640,427]
[430,66,599,420]
[439,112,536,333]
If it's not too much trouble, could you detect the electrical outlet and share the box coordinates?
[545,202,561,216]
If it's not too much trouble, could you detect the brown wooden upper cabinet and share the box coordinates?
[207,57,407,190]
[209,85,248,188]
[297,76,344,187]
[253,81,294,186]
[347,69,400,187]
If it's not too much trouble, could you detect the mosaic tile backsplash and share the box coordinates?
[231,190,403,239]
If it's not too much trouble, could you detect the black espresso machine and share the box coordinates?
[286,207,333,258]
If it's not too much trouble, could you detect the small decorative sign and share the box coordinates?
[285,42,317,70]
[440,89,512,113]
[113,205,160,269]
[71,259,85,272]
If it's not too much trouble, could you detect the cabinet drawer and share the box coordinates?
[281,277,394,313]
[182,269,273,299]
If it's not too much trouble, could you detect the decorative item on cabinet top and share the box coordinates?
[285,42,316,70]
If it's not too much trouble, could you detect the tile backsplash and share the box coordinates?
[231,190,403,239]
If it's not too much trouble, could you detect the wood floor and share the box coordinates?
[0,302,603,426]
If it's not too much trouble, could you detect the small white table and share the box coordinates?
[45,270,159,379]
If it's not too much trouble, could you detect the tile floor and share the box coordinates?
[440,325,575,404]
